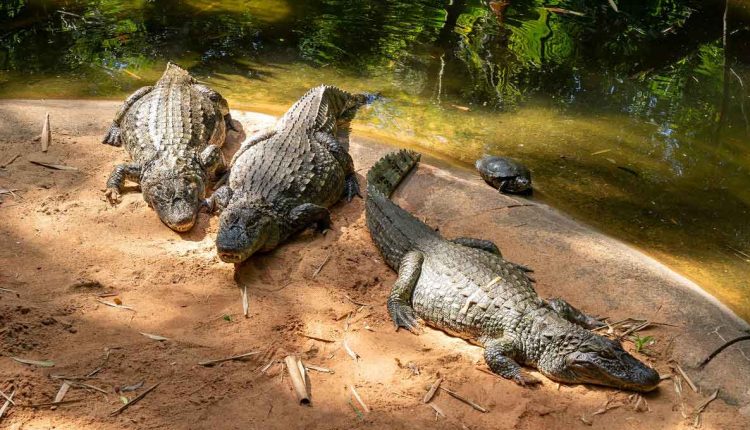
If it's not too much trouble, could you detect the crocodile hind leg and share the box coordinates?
[290,203,331,233]
[485,338,541,386]
[387,251,424,334]
[105,163,141,203]
[546,298,605,329]
[314,131,360,201]
[102,86,153,146]
[451,237,534,275]
[199,144,227,182]
[194,84,238,132]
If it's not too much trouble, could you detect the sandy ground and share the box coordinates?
[0,99,749,430]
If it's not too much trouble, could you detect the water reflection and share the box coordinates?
[1,0,749,319]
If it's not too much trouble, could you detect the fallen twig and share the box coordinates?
[109,383,160,416]
[312,253,331,278]
[343,339,360,361]
[350,385,370,413]
[299,333,335,343]
[198,351,260,367]
[304,364,334,374]
[95,298,135,311]
[53,381,71,404]
[285,355,311,405]
[439,386,488,413]
[0,388,15,406]
[423,378,442,403]
[41,113,51,152]
[29,160,78,171]
[698,335,750,367]
[0,153,20,168]
[25,398,85,408]
[0,388,15,419]
[674,364,698,393]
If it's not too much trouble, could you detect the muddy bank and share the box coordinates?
[0,99,748,429]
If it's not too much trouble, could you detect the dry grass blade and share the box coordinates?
[72,382,108,394]
[96,298,135,311]
[41,113,51,152]
[29,160,78,171]
[109,383,160,416]
[693,390,719,428]
[439,387,488,413]
[0,388,15,406]
[423,378,442,403]
[350,385,370,413]
[12,357,55,367]
[198,351,260,366]
[0,287,20,294]
[674,364,698,393]
[25,398,86,408]
[343,339,360,361]
[140,332,169,341]
[0,388,15,419]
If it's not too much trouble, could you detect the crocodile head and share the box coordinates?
[540,331,660,392]
[141,170,204,232]
[216,201,278,263]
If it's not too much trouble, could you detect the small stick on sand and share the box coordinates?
[674,364,698,393]
[304,364,334,374]
[29,160,78,171]
[698,335,750,367]
[312,254,331,278]
[109,383,160,416]
[299,333,335,343]
[198,351,260,367]
[343,339,360,361]
[53,381,71,406]
[241,285,249,318]
[25,398,85,408]
[41,113,51,152]
[0,153,20,168]
[428,402,445,419]
[439,387,488,413]
[284,355,310,405]
[0,388,15,419]
[350,385,370,413]
[0,388,15,406]
[423,378,442,403]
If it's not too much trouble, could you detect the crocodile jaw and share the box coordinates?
[215,208,272,263]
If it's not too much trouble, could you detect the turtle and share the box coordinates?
[475,156,532,194]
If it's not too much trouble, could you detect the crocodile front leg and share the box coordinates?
[102,86,153,146]
[290,203,331,233]
[313,131,360,201]
[485,338,541,386]
[203,185,233,214]
[546,298,605,329]
[387,251,424,333]
[105,163,141,203]
[199,144,227,182]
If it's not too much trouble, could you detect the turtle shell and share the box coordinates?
[475,156,530,180]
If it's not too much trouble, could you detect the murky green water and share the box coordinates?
[2,0,749,320]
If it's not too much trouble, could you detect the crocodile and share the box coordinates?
[365,150,660,392]
[102,62,236,232]
[210,85,369,263]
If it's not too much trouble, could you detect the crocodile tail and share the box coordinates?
[366,149,421,198]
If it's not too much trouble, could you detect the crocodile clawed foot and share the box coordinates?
[388,300,421,334]
[513,372,542,387]
[104,188,121,205]
[344,176,362,202]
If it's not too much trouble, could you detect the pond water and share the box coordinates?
[2,0,749,320]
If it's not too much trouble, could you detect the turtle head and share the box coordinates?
[216,200,278,263]
[507,175,532,194]
[141,169,205,232]
[541,331,660,392]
